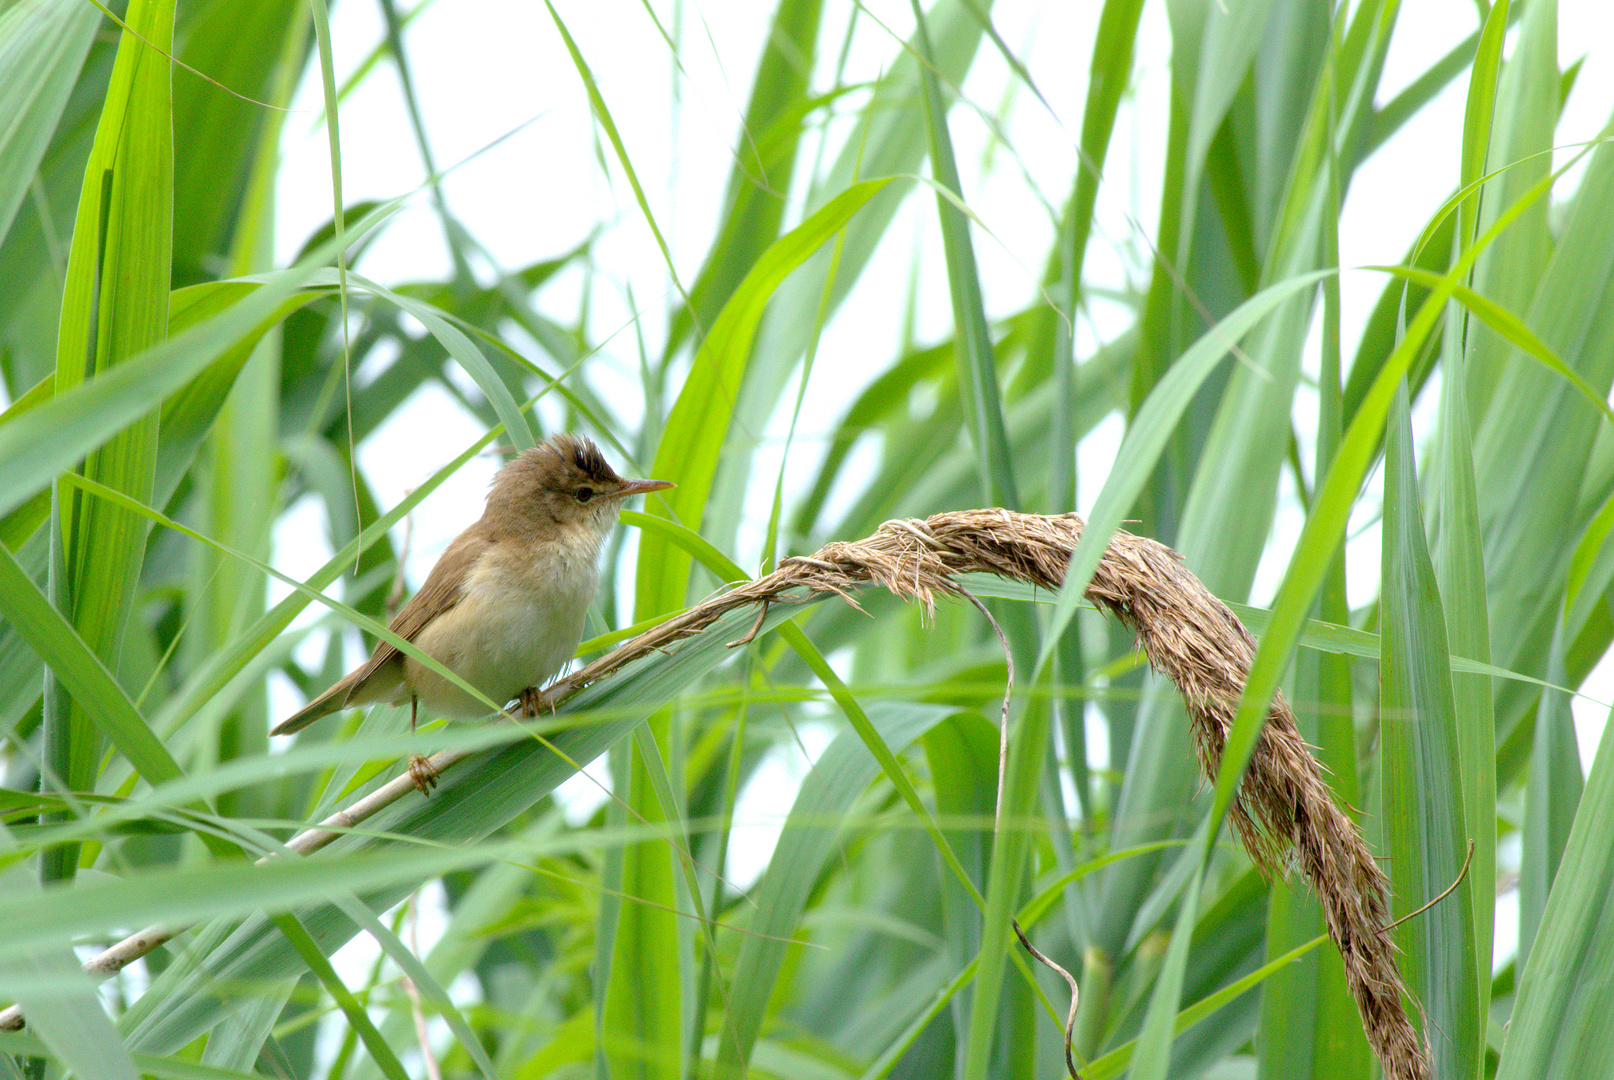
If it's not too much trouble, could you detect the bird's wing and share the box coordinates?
[271,533,494,736]
[344,531,493,695]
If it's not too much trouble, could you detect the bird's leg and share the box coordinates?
[406,695,439,795]
[518,685,551,717]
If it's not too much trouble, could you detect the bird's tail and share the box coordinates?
[270,677,354,735]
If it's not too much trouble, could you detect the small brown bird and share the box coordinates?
[271,434,673,791]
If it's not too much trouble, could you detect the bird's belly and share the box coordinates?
[403,565,594,719]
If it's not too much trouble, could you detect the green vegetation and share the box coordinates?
[1,0,1611,1078]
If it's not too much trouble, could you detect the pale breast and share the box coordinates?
[404,537,602,719]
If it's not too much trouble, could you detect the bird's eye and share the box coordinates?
[575,487,595,503]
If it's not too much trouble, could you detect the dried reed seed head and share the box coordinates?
[546,509,1430,1080]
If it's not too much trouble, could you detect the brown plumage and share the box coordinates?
[271,435,673,752]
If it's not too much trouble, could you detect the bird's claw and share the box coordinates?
[518,686,555,717]
[407,753,439,796]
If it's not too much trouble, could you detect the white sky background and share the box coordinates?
[265,0,1614,1004]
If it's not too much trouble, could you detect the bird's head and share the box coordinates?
[486,434,674,540]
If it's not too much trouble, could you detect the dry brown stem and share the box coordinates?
[2,510,1428,1080]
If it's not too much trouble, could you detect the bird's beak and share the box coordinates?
[613,478,676,500]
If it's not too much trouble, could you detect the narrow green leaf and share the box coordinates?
[301,268,535,450]
[667,0,824,354]
[909,0,1018,510]
[320,892,498,1080]
[270,913,411,1080]
[1517,622,1582,970]
[544,0,692,316]
[1120,827,1207,1080]
[959,689,1050,1080]
[775,620,982,908]
[635,177,895,620]
[1438,1,1506,1031]
[1468,0,1555,419]
[1379,383,1480,1080]
[1495,706,1614,1079]
[1068,0,1145,302]
[1037,270,1332,676]
[0,540,186,791]
[1381,264,1614,429]
[45,0,176,868]
[1457,0,1509,246]
[716,703,952,1077]
[0,0,99,249]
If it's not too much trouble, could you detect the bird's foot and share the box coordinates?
[517,686,555,717]
[407,754,439,796]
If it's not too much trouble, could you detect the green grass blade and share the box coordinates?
[716,703,952,1077]
[1494,706,1614,1079]
[1206,118,1567,880]
[45,0,176,862]
[607,177,892,1080]
[1379,383,1480,1080]
[1068,0,1144,298]
[1472,132,1614,698]
[169,0,303,283]
[634,177,895,619]
[1382,265,1614,429]
[1467,0,1555,421]
[0,0,99,250]
[0,540,185,791]
[959,690,1050,1080]
[310,268,536,451]
[1038,270,1331,675]
[1458,0,1509,246]
[667,0,824,354]
[544,0,692,316]
[1518,621,1582,969]
[909,0,1018,509]
[0,857,139,1080]
[322,892,498,1080]
[269,913,410,1080]
[0,252,370,523]
[1440,1,1506,1042]
[1118,827,1207,1080]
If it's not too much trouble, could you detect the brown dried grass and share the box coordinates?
[2,509,1430,1080]
[558,508,1428,1080]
